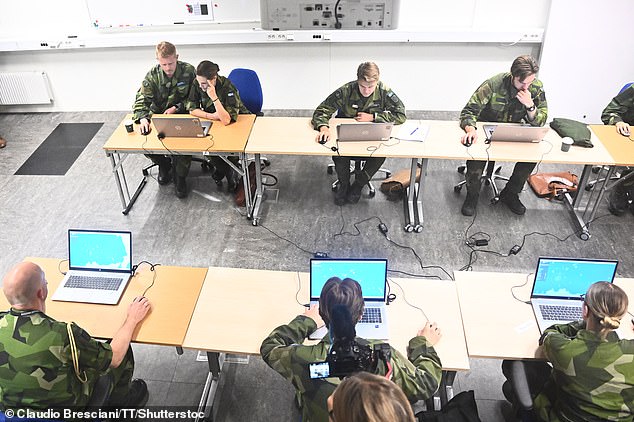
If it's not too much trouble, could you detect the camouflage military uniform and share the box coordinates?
[311,81,406,190]
[602,85,634,197]
[261,315,442,422]
[0,309,134,416]
[133,60,196,178]
[529,321,634,421]
[460,72,548,196]
[185,75,250,183]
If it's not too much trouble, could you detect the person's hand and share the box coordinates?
[139,118,151,135]
[355,112,374,122]
[418,321,442,345]
[461,126,477,146]
[304,304,324,327]
[516,89,534,109]
[164,106,178,114]
[316,126,331,143]
[616,121,631,136]
[205,77,218,99]
[127,296,151,325]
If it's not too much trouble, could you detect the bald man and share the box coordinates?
[0,261,151,412]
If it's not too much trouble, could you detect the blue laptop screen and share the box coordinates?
[68,230,132,272]
[532,257,618,299]
[310,259,387,301]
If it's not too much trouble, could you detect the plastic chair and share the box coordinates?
[227,68,264,116]
[453,161,510,203]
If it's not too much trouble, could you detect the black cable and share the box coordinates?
[131,261,161,297]
[295,272,307,307]
[511,273,533,305]
[388,269,441,280]
[366,138,401,157]
[258,223,315,256]
[533,139,553,175]
[333,0,342,29]
[58,259,69,275]
[388,277,429,322]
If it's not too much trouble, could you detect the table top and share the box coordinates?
[589,125,634,166]
[103,114,256,154]
[455,271,634,361]
[0,258,208,347]
[183,267,470,371]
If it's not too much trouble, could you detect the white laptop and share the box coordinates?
[153,117,211,138]
[336,122,394,142]
[309,258,389,340]
[483,124,549,143]
[531,257,618,333]
[52,229,133,305]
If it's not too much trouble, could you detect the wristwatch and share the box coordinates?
[526,104,536,112]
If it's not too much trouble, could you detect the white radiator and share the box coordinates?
[0,71,53,105]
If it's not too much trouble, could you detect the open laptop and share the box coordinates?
[336,122,394,142]
[483,124,549,143]
[309,258,389,340]
[531,257,618,333]
[52,229,133,305]
[153,117,211,138]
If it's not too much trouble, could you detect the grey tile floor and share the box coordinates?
[0,111,632,421]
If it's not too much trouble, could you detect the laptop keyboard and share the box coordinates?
[360,307,383,324]
[65,275,123,291]
[540,304,582,321]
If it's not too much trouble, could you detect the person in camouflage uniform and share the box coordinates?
[0,262,151,414]
[601,84,634,216]
[459,55,548,216]
[311,62,406,205]
[260,277,442,422]
[185,60,251,192]
[503,282,634,421]
[132,41,196,198]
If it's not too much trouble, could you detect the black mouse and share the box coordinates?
[141,127,150,136]
[318,136,327,145]
[463,138,473,147]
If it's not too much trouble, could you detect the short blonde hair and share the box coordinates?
[332,372,416,422]
[357,62,380,83]
[156,41,177,58]
[585,281,629,338]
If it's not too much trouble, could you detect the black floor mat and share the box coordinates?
[15,122,104,175]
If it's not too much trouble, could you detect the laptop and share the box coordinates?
[531,257,618,333]
[52,229,133,305]
[336,122,394,142]
[152,117,211,138]
[483,124,549,143]
[309,258,389,340]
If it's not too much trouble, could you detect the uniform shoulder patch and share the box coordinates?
[142,80,150,88]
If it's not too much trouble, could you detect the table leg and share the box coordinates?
[108,152,129,211]
[404,158,418,233]
[414,159,428,233]
[248,154,265,225]
[196,351,222,422]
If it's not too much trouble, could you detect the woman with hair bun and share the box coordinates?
[504,281,634,421]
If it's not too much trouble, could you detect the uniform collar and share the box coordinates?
[9,307,42,316]
[576,328,619,343]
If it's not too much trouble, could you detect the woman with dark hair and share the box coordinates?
[186,60,250,191]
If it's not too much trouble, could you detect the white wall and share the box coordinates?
[0,0,547,113]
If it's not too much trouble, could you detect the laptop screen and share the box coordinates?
[310,259,387,302]
[532,257,618,300]
[68,229,132,273]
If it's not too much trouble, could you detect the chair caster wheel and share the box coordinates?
[327,167,334,175]
[404,224,414,233]
[491,196,500,204]
[368,190,376,198]
[591,167,600,174]
[457,166,466,174]
[579,232,590,241]
[585,185,593,191]
[453,185,462,193]
[414,225,423,233]
[385,171,392,178]
[263,159,271,167]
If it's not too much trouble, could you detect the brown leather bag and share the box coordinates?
[527,171,578,199]
[380,167,421,201]
[235,161,257,207]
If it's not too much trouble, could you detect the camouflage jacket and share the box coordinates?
[534,321,634,422]
[260,315,442,422]
[185,75,250,122]
[132,60,196,122]
[0,309,112,412]
[311,80,407,129]
[602,85,634,126]
[459,72,548,130]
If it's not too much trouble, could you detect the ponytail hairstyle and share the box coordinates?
[584,281,628,339]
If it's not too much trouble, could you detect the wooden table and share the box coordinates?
[103,114,256,215]
[0,257,208,347]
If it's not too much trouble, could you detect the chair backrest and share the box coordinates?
[227,68,263,116]
[619,82,633,94]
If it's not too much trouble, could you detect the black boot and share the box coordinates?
[157,161,172,185]
[175,176,188,198]
[499,188,526,215]
[347,181,363,204]
[335,183,348,206]
[461,192,479,216]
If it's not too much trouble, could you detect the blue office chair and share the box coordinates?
[227,68,264,116]
[587,81,633,190]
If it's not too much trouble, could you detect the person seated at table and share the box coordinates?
[311,62,407,205]
[601,84,634,216]
[132,41,196,198]
[502,281,634,421]
[0,261,151,413]
[260,277,442,422]
[459,55,548,216]
[327,371,416,422]
[185,60,251,192]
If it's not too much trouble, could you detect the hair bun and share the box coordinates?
[601,315,621,329]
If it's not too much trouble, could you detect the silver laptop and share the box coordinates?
[531,257,618,333]
[483,124,549,143]
[52,229,133,305]
[309,258,389,340]
[336,122,394,142]
[153,117,211,138]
